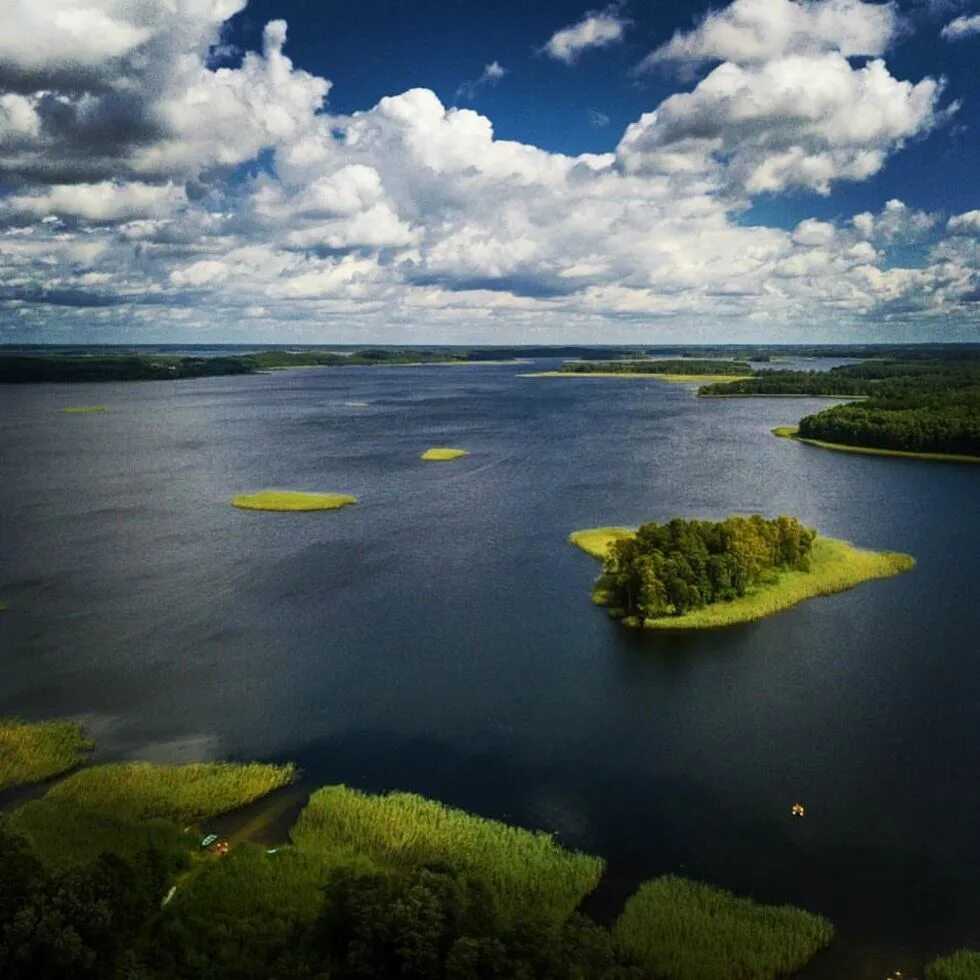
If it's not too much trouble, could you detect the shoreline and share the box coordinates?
[521,371,753,383]
[570,529,914,630]
[772,426,980,464]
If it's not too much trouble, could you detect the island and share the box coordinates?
[60,405,108,414]
[230,490,358,511]
[0,718,840,980]
[571,515,914,629]
[524,358,754,383]
[700,357,980,461]
[420,447,469,461]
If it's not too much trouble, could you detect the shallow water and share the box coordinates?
[1,359,977,977]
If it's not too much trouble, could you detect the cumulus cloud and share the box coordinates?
[0,0,974,341]
[640,0,898,71]
[940,13,980,38]
[543,6,628,63]
[456,61,507,100]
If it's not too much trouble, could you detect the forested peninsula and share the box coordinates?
[701,357,980,460]
[525,358,754,382]
[572,515,913,629]
[0,719,841,980]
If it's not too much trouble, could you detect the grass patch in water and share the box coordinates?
[613,876,833,980]
[291,785,604,925]
[421,447,469,461]
[572,530,914,629]
[60,405,107,414]
[44,762,297,824]
[0,718,92,790]
[230,490,358,511]
[568,527,635,560]
[772,426,980,464]
[926,950,980,980]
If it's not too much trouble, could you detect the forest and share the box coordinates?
[595,515,816,621]
[558,359,751,376]
[700,358,980,457]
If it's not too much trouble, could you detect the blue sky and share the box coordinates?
[0,0,977,343]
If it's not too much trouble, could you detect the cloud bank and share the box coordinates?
[0,0,975,342]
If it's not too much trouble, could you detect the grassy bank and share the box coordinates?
[614,876,833,980]
[292,785,604,924]
[44,761,297,823]
[523,371,752,383]
[926,950,980,980]
[772,426,980,464]
[571,530,914,630]
[420,447,469,460]
[230,490,358,511]
[569,527,635,559]
[0,719,92,790]
[60,405,108,414]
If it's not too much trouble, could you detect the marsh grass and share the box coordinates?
[772,426,980,464]
[44,761,297,823]
[421,447,470,460]
[613,876,833,980]
[60,405,107,414]
[9,798,192,866]
[0,718,92,790]
[230,490,358,511]
[569,527,635,560]
[291,786,604,924]
[926,950,980,980]
[572,530,913,630]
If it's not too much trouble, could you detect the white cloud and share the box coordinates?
[543,6,628,63]
[940,13,980,38]
[852,199,937,241]
[947,209,980,235]
[641,0,898,70]
[1,181,186,223]
[456,61,508,99]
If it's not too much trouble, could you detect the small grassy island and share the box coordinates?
[420,447,470,461]
[60,405,108,414]
[0,720,845,979]
[0,718,93,790]
[526,358,753,383]
[230,490,358,511]
[572,514,914,629]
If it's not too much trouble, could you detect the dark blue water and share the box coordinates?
[1,361,977,977]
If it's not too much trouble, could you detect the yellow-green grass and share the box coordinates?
[291,785,604,924]
[9,798,192,867]
[0,718,93,790]
[60,405,107,414]
[44,761,297,824]
[772,426,980,464]
[614,876,833,980]
[571,529,914,630]
[420,447,470,461]
[568,527,635,560]
[521,371,752,384]
[926,950,980,980]
[230,490,358,511]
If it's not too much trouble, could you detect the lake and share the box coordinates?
[0,359,977,977]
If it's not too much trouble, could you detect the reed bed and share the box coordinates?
[926,951,980,980]
[0,718,92,790]
[569,527,635,560]
[9,798,191,866]
[291,786,604,924]
[44,761,296,823]
[771,427,980,464]
[230,490,357,511]
[60,405,107,414]
[420,447,469,460]
[614,876,833,980]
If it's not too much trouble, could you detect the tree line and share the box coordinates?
[597,516,816,621]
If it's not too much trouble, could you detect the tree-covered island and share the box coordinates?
[526,358,754,383]
[572,515,913,629]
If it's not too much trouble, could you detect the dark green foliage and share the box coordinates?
[926,950,980,980]
[597,515,815,620]
[0,354,255,383]
[701,358,980,457]
[561,359,751,375]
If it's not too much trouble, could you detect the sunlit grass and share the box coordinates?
[9,798,192,866]
[420,447,470,460]
[571,530,914,629]
[44,761,297,824]
[613,876,833,980]
[291,785,604,924]
[926,950,980,980]
[568,527,635,560]
[0,718,92,790]
[60,405,107,414]
[230,490,358,511]
[772,426,980,464]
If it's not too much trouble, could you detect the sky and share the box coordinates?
[0,0,978,344]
